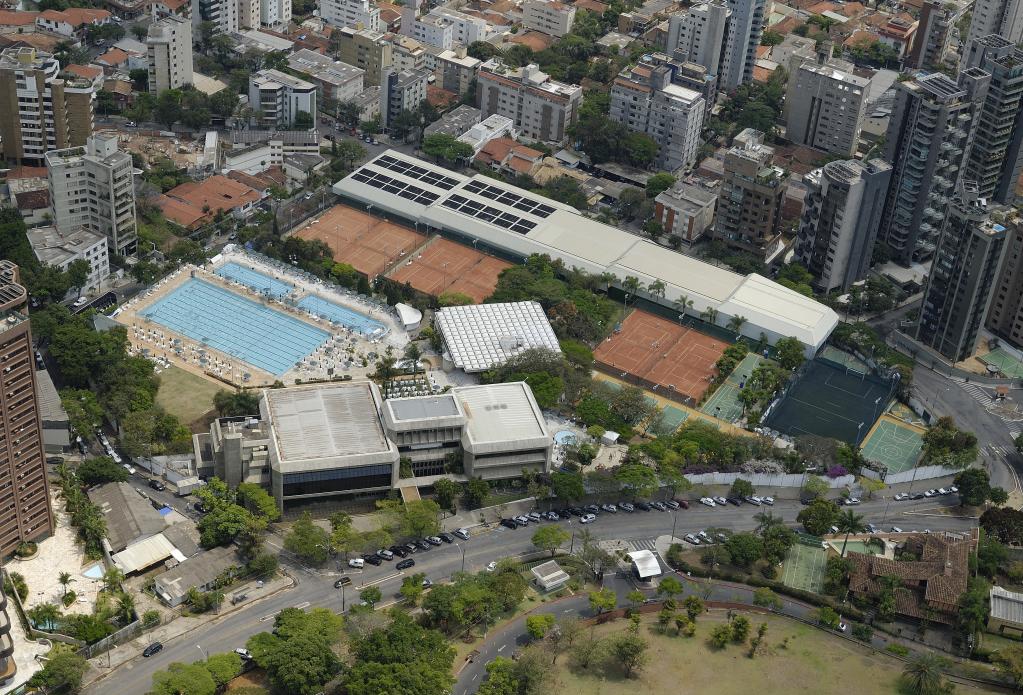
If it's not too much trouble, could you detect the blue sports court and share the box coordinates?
[297,295,385,336]
[140,278,329,375]
[216,262,294,299]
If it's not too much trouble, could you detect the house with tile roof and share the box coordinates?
[36,8,111,39]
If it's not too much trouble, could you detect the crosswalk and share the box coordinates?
[953,380,1022,437]
[628,538,658,551]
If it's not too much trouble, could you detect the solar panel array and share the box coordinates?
[441,194,538,234]
[350,166,440,205]
[374,154,461,190]
[462,179,557,218]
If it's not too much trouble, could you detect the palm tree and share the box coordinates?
[599,272,617,291]
[673,295,694,320]
[836,509,867,557]
[622,276,642,307]
[901,652,947,695]
[754,511,784,535]
[101,567,125,594]
[27,602,62,630]
[701,307,719,325]
[116,593,136,624]
[647,279,666,298]
[727,315,747,335]
[58,571,75,598]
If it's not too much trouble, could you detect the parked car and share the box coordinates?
[684,534,700,545]
[911,492,926,500]
[619,502,635,512]
[143,642,163,657]
[837,621,847,633]
[845,497,861,505]
[664,500,680,510]
[635,501,652,511]
[891,526,903,533]
[234,648,252,660]
[527,512,542,523]
[231,594,247,605]
[486,561,498,571]
[726,497,742,506]
[762,497,774,506]
[713,497,728,506]
[949,486,959,494]
[924,489,938,497]
[46,456,64,465]
[396,558,415,570]
[405,542,419,554]
[513,516,530,527]
[389,545,408,558]
[453,528,470,540]
[675,499,689,509]
[148,480,165,491]
[651,501,667,511]
[438,532,454,543]
[745,496,762,506]
[426,536,443,546]
[865,523,877,533]
[377,548,394,560]
[580,513,596,524]
[334,577,352,588]
[938,487,950,495]
[415,540,432,551]
[544,511,560,521]
[500,518,518,529]
[422,578,433,589]
[698,531,711,543]
[363,554,382,566]
[601,503,618,513]
[894,492,910,501]
[828,525,840,535]
[699,497,716,507]
[583,504,600,514]
[348,558,365,569]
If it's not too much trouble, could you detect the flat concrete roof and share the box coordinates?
[455,382,547,444]
[389,394,460,420]
[263,382,391,462]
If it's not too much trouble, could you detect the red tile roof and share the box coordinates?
[158,175,261,229]
[96,48,129,66]
[0,11,38,26]
[65,63,103,79]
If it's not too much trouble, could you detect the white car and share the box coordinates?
[699,497,716,507]
[601,503,618,513]
[453,528,470,540]
[949,486,959,494]
[348,558,365,569]
[580,513,596,524]
[894,492,909,501]
[845,497,861,505]
[713,496,728,506]
[890,526,903,533]
[762,496,774,506]
[110,451,122,464]
[698,531,711,542]
[684,534,700,545]
[837,621,847,633]
[486,561,497,572]
[938,487,950,495]
[924,489,938,497]
[234,648,252,659]
[122,463,135,475]
[72,296,89,307]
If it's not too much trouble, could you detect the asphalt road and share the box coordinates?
[83,494,975,695]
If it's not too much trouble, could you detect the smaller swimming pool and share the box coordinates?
[554,431,577,446]
[216,262,294,299]
[298,295,385,336]
[82,562,104,579]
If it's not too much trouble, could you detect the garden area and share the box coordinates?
[154,365,223,429]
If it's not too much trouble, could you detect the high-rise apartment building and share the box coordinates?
[248,69,317,129]
[966,0,1023,47]
[908,0,957,70]
[667,1,731,87]
[0,47,94,165]
[46,133,138,257]
[437,49,481,97]
[477,59,582,144]
[786,53,869,156]
[192,0,238,34]
[721,0,766,90]
[609,61,705,171]
[987,216,1023,350]
[795,159,892,293]
[401,2,490,49]
[713,128,789,261]
[879,72,982,266]
[962,35,1023,204]
[521,0,576,37]
[0,568,14,685]
[260,0,291,29]
[338,26,392,85]
[380,67,429,129]
[320,0,379,30]
[147,15,193,96]
[0,261,55,558]
[918,184,1008,361]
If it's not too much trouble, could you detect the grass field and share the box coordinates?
[155,365,222,428]
[549,612,991,695]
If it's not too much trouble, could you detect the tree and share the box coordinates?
[802,474,829,500]
[753,587,782,610]
[683,595,704,622]
[991,486,1010,506]
[360,586,383,606]
[66,258,90,297]
[724,532,763,568]
[248,609,344,695]
[836,509,867,557]
[212,389,260,417]
[954,468,993,507]
[657,575,683,601]
[421,133,474,164]
[815,606,840,629]
[76,456,128,486]
[433,478,461,513]
[993,645,1023,689]
[762,524,796,564]
[797,498,840,536]
[131,23,148,41]
[611,632,648,677]
[774,337,805,371]
[729,478,754,499]
[149,662,217,695]
[731,615,751,643]
[709,623,732,648]
[532,525,570,557]
[284,512,330,566]
[27,647,88,692]
[551,471,585,504]
[645,172,676,198]
[236,483,280,521]
[400,573,426,606]
[588,588,616,614]
[377,499,441,538]
[901,652,951,695]
[525,613,555,640]
[464,477,490,509]
[154,89,182,129]
[204,652,243,688]
[614,463,659,499]
[58,571,75,599]
[922,416,978,469]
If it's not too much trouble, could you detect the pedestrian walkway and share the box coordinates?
[950,377,1023,437]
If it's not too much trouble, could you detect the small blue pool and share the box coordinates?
[140,278,329,375]
[216,262,294,299]
[297,295,385,336]
[82,563,104,579]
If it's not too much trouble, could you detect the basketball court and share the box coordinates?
[700,352,765,422]
[387,237,512,303]
[594,310,728,404]
[860,416,924,475]
[296,204,426,277]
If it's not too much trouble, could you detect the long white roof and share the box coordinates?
[333,150,839,349]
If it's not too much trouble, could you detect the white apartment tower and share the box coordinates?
[45,134,138,257]
[147,15,193,95]
[967,0,1023,46]
[668,1,731,83]
[476,58,582,144]
[260,0,291,29]
[320,0,380,30]
[248,69,318,129]
[521,0,576,37]
[785,53,869,156]
[721,0,766,90]
[193,0,238,34]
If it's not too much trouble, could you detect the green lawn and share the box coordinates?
[155,365,222,428]
[549,612,991,695]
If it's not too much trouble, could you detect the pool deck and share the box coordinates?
[115,249,408,388]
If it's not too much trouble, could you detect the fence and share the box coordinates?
[860,464,961,485]
[683,471,855,489]
[77,618,143,659]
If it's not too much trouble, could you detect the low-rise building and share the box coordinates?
[436,48,480,96]
[424,103,481,138]
[153,546,240,606]
[88,481,166,554]
[26,225,109,293]
[193,416,272,487]
[35,8,111,39]
[521,0,576,37]
[458,113,515,153]
[249,69,317,129]
[654,180,718,244]
[287,48,364,111]
[435,301,561,373]
[157,175,262,229]
[34,369,69,453]
[989,586,1023,637]
[531,560,570,591]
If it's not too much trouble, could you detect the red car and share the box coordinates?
[675,499,690,509]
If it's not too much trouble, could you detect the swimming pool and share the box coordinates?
[216,262,294,299]
[297,295,385,336]
[140,278,330,375]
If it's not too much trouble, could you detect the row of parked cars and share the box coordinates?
[893,486,958,501]
[346,528,471,569]
[698,495,775,508]
[500,500,688,529]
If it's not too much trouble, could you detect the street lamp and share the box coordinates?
[670,508,680,543]
[338,582,346,613]
[196,644,208,660]
[453,541,466,573]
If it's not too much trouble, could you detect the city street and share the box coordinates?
[82,494,975,695]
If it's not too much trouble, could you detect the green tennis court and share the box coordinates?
[981,348,1023,378]
[819,345,869,372]
[860,418,923,475]
[782,541,826,594]
[700,353,764,422]
[659,405,689,430]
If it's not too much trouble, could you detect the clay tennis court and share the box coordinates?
[387,237,512,302]
[296,204,426,277]
[594,310,728,404]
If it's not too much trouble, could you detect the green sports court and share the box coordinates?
[700,353,765,423]
[818,345,869,372]
[860,417,924,475]
[782,538,826,594]
[654,405,689,433]
[980,347,1023,378]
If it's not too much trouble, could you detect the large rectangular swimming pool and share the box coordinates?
[216,262,294,299]
[139,278,329,375]
[297,295,385,336]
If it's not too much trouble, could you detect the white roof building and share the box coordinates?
[436,301,561,373]
[628,549,662,579]
[333,150,839,353]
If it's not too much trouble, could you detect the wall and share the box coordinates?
[860,464,961,485]
[683,471,855,488]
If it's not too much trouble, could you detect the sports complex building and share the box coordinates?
[332,150,840,354]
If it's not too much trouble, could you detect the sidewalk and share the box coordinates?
[81,571,294,688]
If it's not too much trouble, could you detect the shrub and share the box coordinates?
[62,591,77,608]
[5,571,28,602]
[14,541,37,558]
[761,564,777,579]
[886,643,910,657]
[143,610,161,629]
[851,624,873,642]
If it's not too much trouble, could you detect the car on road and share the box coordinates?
[148,480,165,491]
[664,500,680,510]
[396,558,415,570]
[894,492,910,501]
[486,561,498,572]
[377,548,394,560]
[619,502,635,512]
[143,642,163,657]
[580,513,596,524]
[891,526,903,533]
[699,497,716,507]
[438,532,454,543]
[635,501,652,511]
[453,528,470,540]
[426,536,443,546]
[601,503,618,513]
[234,648,252,660]
[348,558,365,569]
[845,497,861,505]
[500,518,518,529]
[334,577,352,588]
[684,534,700,545]
[389,545,408,558]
